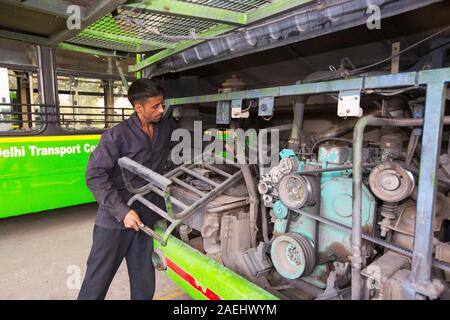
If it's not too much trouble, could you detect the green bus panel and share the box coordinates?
[0,135,101,219]
[154,227,278,300]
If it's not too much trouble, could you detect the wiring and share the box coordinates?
[348,25,450,75]
[303,24,450,83]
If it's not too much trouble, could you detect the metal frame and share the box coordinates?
[124,0,248,25]
[163,67,450,299]
[118,156,243,246]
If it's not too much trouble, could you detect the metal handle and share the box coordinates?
[139,224,163,243]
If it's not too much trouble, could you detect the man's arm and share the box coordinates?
[85,130,131,224]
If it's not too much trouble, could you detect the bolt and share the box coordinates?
[380,173,401,191]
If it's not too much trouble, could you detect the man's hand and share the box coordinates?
[123,210,143,231]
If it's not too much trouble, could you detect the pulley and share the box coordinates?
[270,233,316,279]
[278,173,319,209]
[368,162,415,202]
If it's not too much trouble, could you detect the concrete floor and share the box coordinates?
[0,203,190,300]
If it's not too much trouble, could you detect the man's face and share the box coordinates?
[135,95,164,125]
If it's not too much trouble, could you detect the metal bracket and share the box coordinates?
[216,100,231,124]
[231,99,249,118]
[337,89,362,117]
[258,96,274,117]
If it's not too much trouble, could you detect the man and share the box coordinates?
[78,79,176,300]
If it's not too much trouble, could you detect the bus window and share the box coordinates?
[0,68,42,133]
[58,77,105,130]
[58,77,133,131]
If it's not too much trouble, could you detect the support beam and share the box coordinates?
[408,72,448,297]
[57,42,128,58]
[247,0,312,24]
[0,0,72,18]
[80,29,175,50]
[0,30,130,58]
[0,29,48,46]
[124,0,247,25]
[37,46,58,132]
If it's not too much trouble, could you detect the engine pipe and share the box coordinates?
[351,115,450,300]
[288,96,306,151]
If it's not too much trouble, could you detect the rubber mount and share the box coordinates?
[270,232,316,279]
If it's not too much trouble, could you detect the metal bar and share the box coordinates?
[411,79,448,287]
[1,0,72,17]
[163,70,430,106]
[115,58,130,92]
[164,163,196,178]
[37,46,58,130]
[246,0,311,24]
[128,194,175,222]
[0,29,48,46]
[179,167,220,187]
[203,164,232,178]
[175,170,242,220]
[125,0,247,25]
[80,29,174,49]
[208,199,249,213]
[118,157,172,190]
[128,24,235,72]
[298,163,377,174]
[149,185,189,211]
[171,177,206,197]
[162,170,243,244]
[139,224,163,243]
[56,68,135,81]
[57,42,126,58]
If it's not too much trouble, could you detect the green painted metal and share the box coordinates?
[81,29,174,50]
[153,226,279,300]
[136,54,142,79]
[0,135,100,219]
[128,24,235,72]
[57,42,125,57]
[126,0,247,25]
[247,0,312,23]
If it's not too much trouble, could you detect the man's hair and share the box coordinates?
[127,79,164,107]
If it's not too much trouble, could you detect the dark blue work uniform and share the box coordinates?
[78,112,175,300]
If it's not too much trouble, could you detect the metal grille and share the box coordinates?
[67,7,219,52]
[65,1,274,53]
[181,0,273,12]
